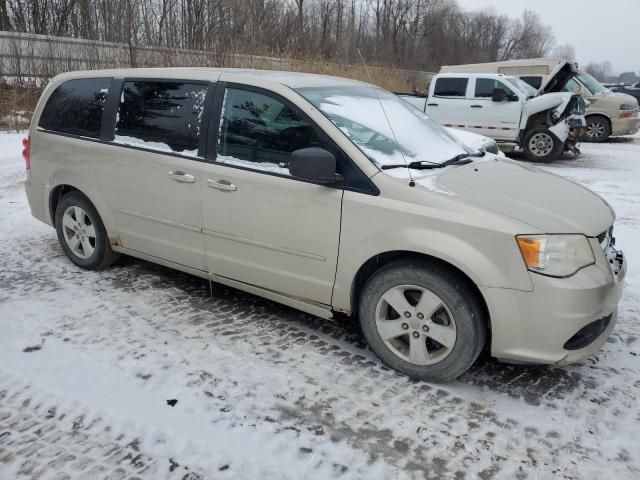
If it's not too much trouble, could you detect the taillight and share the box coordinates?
[22,136,30,170]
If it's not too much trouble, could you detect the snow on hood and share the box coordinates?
[385,157,614,235]
[435,158,614,235]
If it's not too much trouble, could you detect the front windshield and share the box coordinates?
[295,85,468,168]
[575,72,607,95]
[505,76,537,98]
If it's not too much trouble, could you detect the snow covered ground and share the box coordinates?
[0,132,639,480]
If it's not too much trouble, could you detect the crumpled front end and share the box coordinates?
[551,94,588,154]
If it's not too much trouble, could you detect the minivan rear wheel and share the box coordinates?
[54,191,120,270]
[358,260,486,382]
[523,127,563,162]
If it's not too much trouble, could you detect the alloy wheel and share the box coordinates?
[587,121,606,140]
[374,285,457,365]
[62,206,96,259]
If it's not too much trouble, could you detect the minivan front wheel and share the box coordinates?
[584,115,611,143]
[55,191,120,270]
[359,261,486,382]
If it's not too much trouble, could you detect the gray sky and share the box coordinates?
[456,0,639,74]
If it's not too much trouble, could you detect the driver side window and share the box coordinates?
[216,88,326,176]
[474,78,514,98]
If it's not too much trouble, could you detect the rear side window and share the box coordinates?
[433,78,468,97]
[115,81,208,156]
[520,76,542,89]
[39,78,111,138]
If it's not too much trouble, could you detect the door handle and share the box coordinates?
[470,105,483,108]
[168,170,196,183]
[207,179,237,192]
[427,103,439,106]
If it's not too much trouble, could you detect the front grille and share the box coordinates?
[563,314,613,350]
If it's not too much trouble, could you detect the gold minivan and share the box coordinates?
[24,68,626,381]
[441,58,640,143]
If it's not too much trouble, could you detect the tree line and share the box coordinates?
[0,0,556,71]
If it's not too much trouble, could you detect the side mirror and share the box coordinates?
[491,88,506,102]
[289,147,340,185]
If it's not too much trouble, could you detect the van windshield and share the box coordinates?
[575,73,607,95]
[295,85,468,168]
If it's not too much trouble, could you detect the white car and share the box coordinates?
[445,127,504,156]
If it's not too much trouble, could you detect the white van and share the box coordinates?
[402,72,587,162]
[441,58,640,142]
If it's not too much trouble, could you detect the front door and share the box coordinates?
[95,79,211,270]
[466,77,522,141]
[200,84,343,304]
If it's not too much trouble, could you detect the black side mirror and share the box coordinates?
[491,88,506,102]
[289,147,340,185]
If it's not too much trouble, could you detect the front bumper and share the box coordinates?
[481,238,626,364]
[612,113,640,136]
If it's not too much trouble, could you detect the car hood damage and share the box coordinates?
[434,158,614,236]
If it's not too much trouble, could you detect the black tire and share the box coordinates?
[358,260,486,382]
[54,191,120,270]
[523,127,563,163]
[583,115,611,143]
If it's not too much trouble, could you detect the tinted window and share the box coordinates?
[115,81,207,156]
[520,76,542,89]
[39,78,110,138]
[475,78,513,98]
[433,78,468,97]
[217,88,327,175]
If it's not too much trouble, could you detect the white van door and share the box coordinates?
[200,84,343,305]
[426,77,472,130]
[95,79,210,271]
[465,77,521,141]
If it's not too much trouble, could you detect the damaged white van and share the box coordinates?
[402,72,587,162]
[25,68,625,382]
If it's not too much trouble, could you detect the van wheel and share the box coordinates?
[54,191,120,270]
[523,127,563,162]
[584,115,611,143]
[358,260,486,382]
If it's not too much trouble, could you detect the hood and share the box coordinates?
[435,158,614,236]
[524,92,575,116]
[587,90,639,111]
[539,60,578,94]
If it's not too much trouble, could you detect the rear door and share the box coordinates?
[95,79,213,271]
[426,77,471,130]
[466,77,521,141]
[199,82,343,304]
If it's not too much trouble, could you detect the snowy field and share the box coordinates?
[0,132,639,480]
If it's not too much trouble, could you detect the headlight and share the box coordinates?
[516,234,595,277]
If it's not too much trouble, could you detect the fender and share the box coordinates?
[47,166,120,243]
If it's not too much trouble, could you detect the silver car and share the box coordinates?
[24,68,626,381]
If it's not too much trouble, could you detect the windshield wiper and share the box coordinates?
[381,151,485,170]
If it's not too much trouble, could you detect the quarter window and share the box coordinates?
[433,78,468,97]
[115,81,207,156]
[474,78,513,98]
[216,88,327,175]
[39,78,111,138]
